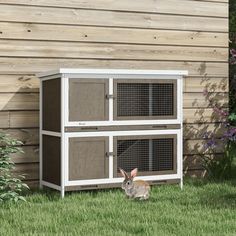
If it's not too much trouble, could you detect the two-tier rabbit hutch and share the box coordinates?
[38,69,187,197]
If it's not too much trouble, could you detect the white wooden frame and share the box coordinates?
[39,80,43,189]
[38,69,187,197]
[38,68,188,78]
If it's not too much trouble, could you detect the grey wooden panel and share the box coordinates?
[64,178,180,191]
[65,124,181,132]
[42,78,61,132]
[69,78,109,121]
[69,136,109,180]
[42,135,61,185]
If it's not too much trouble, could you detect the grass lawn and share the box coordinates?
[1,180,236,236]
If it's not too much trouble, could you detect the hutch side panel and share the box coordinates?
[42,135,61,185]
[42,78,61,132]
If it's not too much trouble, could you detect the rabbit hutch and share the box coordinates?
[38,69,187,197]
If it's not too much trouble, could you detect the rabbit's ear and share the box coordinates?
[119,168,129,179]
[131,168,138,178]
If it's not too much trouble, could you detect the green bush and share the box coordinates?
[0,133,29,202]
[202,142,236,180]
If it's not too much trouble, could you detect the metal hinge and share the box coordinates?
[106,94,116,99]
[105,152,116,158]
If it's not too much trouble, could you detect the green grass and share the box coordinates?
[1,180,236,236]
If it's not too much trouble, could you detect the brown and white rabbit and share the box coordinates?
[119,168,150,200]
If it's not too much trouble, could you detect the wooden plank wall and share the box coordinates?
[0,0,228,186]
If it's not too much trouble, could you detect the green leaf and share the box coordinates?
[0,132,28,203]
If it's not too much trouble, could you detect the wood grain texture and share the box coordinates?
[0,5,228,32]
[183,92,228,108]
[1,128,38,145]
[11,145,39,163]
[184,123,226,139]
[0,22,228,47]
[9,111,39,128]
[0,111,9,128]
[13,163,39,180]
[0,111,39,128]
[0,40,228,61]
[184,139,224,155]
[0,93,39,110]
[183,108,227,123]
[0,59,228,76]
[0,0,228,17]
[0,74,39,92]
[184,77,228,92]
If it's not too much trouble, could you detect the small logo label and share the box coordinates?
[78,123,86,126]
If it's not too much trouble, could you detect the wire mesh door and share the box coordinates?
[113,79,177,120]
[114,134,177,177]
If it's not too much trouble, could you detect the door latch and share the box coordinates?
[106,94,116,99]
[105,152,116,157]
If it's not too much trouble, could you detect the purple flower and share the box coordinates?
[204,139,217,150]
[230,48,236,57]
[213,106,228,118]
[222,127,236,141]
[230,57,236,65]
[229,48,236,64]
[203,89,209,96]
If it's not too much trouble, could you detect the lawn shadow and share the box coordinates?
[199,192,236,209]
[26,187,62,202]
[194,179,236,209]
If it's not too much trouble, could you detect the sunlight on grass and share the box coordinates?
[1,181,236,235]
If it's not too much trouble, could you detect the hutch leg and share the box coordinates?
[61,188,65,198]
[39,181,43,190]
[180,178,183,190]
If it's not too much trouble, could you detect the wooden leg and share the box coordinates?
[61,188,65,198]
[39,181,43,190]
[180,179,183,190]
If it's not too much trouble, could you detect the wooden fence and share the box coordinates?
[0,0,228,186]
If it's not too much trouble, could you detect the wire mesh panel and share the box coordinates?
[152,84,174,116]
[115,80,176,119]
[116,135,176,176]
[117,83,149,117]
